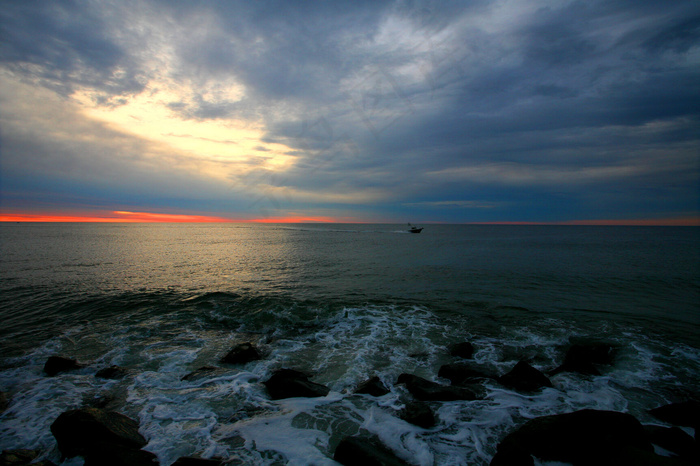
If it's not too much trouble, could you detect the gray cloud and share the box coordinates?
[1,0,698,222]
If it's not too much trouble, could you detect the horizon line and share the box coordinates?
[1,211,699,226]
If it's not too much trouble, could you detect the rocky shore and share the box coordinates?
[1,341,697,465]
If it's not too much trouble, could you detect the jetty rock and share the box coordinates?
[171,457,224,465]
[552,342,617,376]
[95,365,128,380]
[490,409,654,466]
[334,435,409,466]
[449,341,474,359]
[644,425,699,463]
[649,401,700,433]
[438,363,497,385]
[50,407,157,465]
[397,373,481,401]
[44,356,83,377]
[220,342,261,364]
[400,400,436,429]
[0,391,8,413]
[263,368,330,400]
[497,361,553,392]
[0,449,56,465]
[354,376,390,397]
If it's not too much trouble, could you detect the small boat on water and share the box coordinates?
[407,223,423,233]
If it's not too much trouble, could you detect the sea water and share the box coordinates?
[0,223,698,465]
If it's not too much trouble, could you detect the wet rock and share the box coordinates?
[263,369,330,400]
[0,391,8,414]
[50,407,155,465]
[438,363,496,385]
[490,409,653,466]
[44,356,83,376]
[181,366,220,382]
[221,342,261,364]
[171,457,224,465]
[552,342,616,375]
[0,449,56,466]
[95,365,128,380]
[497,361,552,392]
[649,401,700,432]
[397,373,481,401]
[334,435,409,465]
[400,401,436,429]
[355,376,390,397]
[644,425,698,463]
[449,341,474,359]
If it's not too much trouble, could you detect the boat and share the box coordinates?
[407,223,423,233]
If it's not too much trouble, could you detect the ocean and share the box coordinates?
[0,223,698,465]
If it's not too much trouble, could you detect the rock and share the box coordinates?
[438,363,496,385]
[334,435,409,465]
[181,366,219,382]
[82,443,158,466]
[552,343,616,375]
[263,369,330,400]
[449,342,474,359]
[95,365,128,380]
[649,401,700,431]
[397,374,481,401]
[644,425,698,463]
[0,449,56,465]
[490,409,653,466]
[171,457,224,465]
[50,407,154,465]
[497,361,553,392]
[44,356,83,376]
[221,342,261,364]
[355,376,390,397]
[400,401,436,429]
[0,391,8,414]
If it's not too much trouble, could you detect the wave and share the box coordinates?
[0,293,698,464]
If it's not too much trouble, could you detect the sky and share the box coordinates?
[1,0,699,224]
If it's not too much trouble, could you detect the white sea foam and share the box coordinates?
[1,302,698,465]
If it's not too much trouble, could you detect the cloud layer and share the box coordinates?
[1,0,698,222]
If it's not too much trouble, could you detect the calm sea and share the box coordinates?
[0,223,698,464]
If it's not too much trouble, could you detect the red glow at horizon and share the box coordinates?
[0,211,236,223]
[1,211,698,225]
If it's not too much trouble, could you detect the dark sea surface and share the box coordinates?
[0,223,698,465]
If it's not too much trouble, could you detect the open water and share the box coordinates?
[0,223,698,465]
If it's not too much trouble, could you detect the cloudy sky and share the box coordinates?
[1,0,698,223]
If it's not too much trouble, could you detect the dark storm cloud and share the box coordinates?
[1,0,698,222]
[0,0,146,98]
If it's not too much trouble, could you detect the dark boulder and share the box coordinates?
[263,369,330,400]
[490,409,653,466]
[397,374,481,401]
[95,365,128,380]
[82,443,158,466]
[552,343,617,376]
[171,457,224,465]
[644,425,698,463]
[0,449,56,466]
[0,391,8,413]
[221,342,261,365]
[649,401,700,432]
[44,356,83,376]
[50,407,155,465]
[497,361,553,392]
[449,342,474,359]
[400,401,436,429]
[438,363,496,386]
[355,376,390,397]
[334,435,409,465]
